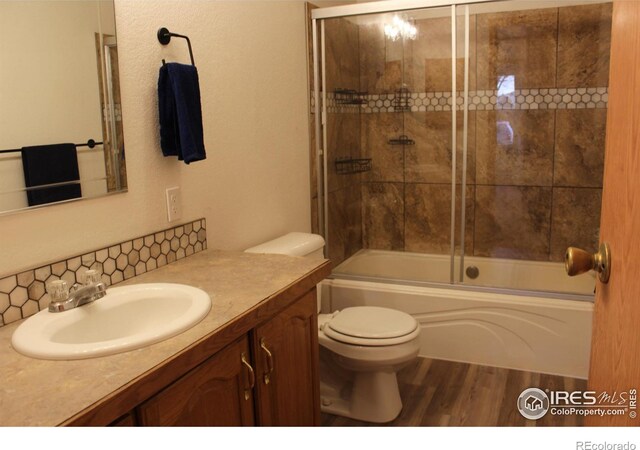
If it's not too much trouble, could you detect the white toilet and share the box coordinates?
[246,232,420,423]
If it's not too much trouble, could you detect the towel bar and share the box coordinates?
[157,27,196,66]
[0,139,103,155]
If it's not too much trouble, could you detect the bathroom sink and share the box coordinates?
[11,283,211,360]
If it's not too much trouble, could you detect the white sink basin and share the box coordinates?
[11,283,211,360]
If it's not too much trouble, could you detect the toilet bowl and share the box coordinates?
[318,306,420,423]
[245,233,421,423]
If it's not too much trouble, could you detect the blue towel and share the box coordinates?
[21,143,82,206]
[158,63,206,164]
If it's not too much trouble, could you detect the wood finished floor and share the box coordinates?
[321,357,587,427]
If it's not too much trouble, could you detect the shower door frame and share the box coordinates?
[312,0,491,282]
[312,0,490,19]
[311,0,599,301]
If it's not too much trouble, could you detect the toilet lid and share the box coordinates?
[327,306,418,340]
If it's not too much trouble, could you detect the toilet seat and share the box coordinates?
[321,307,419,347]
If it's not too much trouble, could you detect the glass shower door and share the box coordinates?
[454,1,611,296]
[399,6,463,284]
[321,7,457,285]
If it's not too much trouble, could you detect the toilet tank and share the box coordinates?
[244,232,325,259]
[245,232,326,313]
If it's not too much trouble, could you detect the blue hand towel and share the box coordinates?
[21,143,82,206]
[158,63,206,164]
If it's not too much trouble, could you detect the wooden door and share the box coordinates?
[138,336,256,426]
[252,289,321,426]
[587,0,640,427]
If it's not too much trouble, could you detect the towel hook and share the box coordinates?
[157,27,195,66]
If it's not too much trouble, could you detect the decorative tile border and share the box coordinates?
[321,87,608,113]
[325,93,364,113]
[102,103,122,122]
[0,219,207,328]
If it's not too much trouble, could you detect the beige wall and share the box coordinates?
[0,1,311,276]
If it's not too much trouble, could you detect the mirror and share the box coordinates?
[0,0,127,214]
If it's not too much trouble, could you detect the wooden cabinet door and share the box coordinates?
[109,412,136,427]
[252,289,320,426]
[138,336,256,426]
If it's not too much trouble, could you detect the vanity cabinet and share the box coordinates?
[137,336,255,426]
[133,289,319,426]
[109,413,137,427]
[252,289,320,426]
[0,251,331,427]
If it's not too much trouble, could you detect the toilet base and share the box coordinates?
[321,370,403,423]
[319,347,405,423]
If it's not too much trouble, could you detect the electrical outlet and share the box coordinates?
[165,186,182,222]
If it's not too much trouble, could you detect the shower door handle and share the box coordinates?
[565,243,611,283]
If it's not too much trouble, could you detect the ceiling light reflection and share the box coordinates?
[384,16,417,41]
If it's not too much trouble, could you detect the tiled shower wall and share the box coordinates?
[311,3,611,265]
[308,7,365,266]
[0,219,207,327]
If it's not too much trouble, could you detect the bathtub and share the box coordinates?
[321,249,594,379]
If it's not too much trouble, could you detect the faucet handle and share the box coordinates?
[82,269,102,286]
[47,280,69,302]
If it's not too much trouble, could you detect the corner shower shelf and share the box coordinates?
[392,87,411,112]
[334,89,368,105]
[335,158,372,175]
[388,135,415,145]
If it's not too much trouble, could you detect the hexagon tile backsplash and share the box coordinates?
[0,218,207,327]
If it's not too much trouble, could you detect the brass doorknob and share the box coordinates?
[565,243,611,284]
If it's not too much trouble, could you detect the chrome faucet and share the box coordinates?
[48,270,107,312]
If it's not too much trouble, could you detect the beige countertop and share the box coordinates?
[0,250,329,426]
